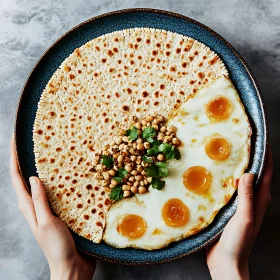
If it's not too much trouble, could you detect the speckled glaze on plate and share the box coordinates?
[15,8,267,265]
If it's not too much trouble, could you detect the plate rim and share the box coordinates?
[14,8,268,265]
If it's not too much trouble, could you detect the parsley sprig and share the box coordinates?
[126,126,138,141]
[109,185,123,201]
[101,155,113,169]
[142,127,156,143]
[113,168,128,183]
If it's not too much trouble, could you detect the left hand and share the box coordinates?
[10,135,96,280]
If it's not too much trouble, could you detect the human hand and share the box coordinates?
[10,135,96,280]
[206,146,273,280]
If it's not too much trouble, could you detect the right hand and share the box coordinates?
[206,146,273,280]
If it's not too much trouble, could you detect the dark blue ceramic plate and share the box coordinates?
[15,8,267,265]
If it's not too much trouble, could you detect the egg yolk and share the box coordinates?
[183,166,212,194]
[206,96,232,121]
[162,199,190,227]
[205,137,231,161]
[117,214,146,239]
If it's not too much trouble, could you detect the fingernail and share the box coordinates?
[29,177,38,188]
[243,173,254,185]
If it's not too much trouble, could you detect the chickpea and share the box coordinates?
[130,155,136,161]
[160,126,167,133]
[166,131,172,136]
[111,179,118,186]
[104,187,111,192]
[135,175,143,181]
[133,181,140,187]
[144,179,148,185]
[95,173,103,180]
[131,186,138,194]
[119,143,125,150]
[128,142,133,147]
[141,119,147,126]
[147,177,152,183]
[136,159,141,165]
[132,142,137,149]
[137,143,144,150]
[157,115,165,123]
[136,138,143,144]
[157,134,164,141]
[102,172,110,181]
[138,186,147,194]
[152,124,159,131]
[153,118,161,125]
[103,151,109,156]
[117,155,123,163]
[109,183,115,189]
[96,164,103,171]
[135,122,142,129]
[168,125,177,133]
[136,165,143,172]
[115,137,122,145]
[108,169,116,176]
[131,170,138,176]
[122,136,128,142]
[143,142,150,149]
[141,170,146,176]
[146,116,154,122]
[129,148,135,154]
[122,185,131,191]
[140,181,145,186]
[123,190,131,197]
[123,157,131,164]
[157,154,165,161]
[122,151,129,157]
[129,176,135,182]
[146,122,151,127]
[172,138,180,145]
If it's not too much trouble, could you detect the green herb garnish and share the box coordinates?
[126,126,138,141]
[155,162,169,177]
[109,185,124,201]
[113,168,128,183]
[147,140,162,156]
[142,127,156,143]
[101,155,113,169]
[158,143,181,160]
[151,178,165,190]
[142,155,153,163]
[144,162,168,178]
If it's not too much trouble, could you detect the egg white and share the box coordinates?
[103,76,251,250]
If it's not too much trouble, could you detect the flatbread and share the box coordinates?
[33,28,228,243]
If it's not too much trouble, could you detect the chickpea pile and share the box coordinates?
[93,115,181,199]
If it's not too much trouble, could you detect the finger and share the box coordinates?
[254,145,273,231]
[236,173,254,224]
[10,134,37,229]
[29,176,53,225]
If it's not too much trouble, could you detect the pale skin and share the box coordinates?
[10,135,272,280]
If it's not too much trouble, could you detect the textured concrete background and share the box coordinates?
[0,0,279,279]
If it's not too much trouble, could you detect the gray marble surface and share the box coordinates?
[0,0,279,279]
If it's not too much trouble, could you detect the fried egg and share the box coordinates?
[103,76,251,250]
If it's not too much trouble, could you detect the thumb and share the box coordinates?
[236,173,254,221]
[30,176,53,225]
